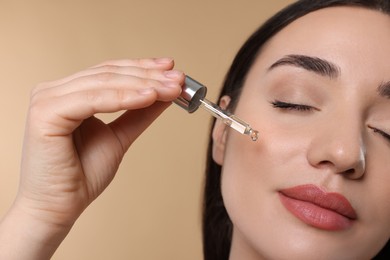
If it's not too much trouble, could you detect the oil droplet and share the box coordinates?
[250,130,259,141]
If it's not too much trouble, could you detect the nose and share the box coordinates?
[307,121,366,180]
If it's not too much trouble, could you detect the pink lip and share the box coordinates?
[279,184,357,231]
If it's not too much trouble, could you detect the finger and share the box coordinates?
[30,79,182,136]
[35,68,184,98]
[90,57,174,69]
[37,58,175,91]
[29,88,159,136]
[108,101,171,150]
[31,69,184,104]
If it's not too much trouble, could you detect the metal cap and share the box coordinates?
[174,75,207,113]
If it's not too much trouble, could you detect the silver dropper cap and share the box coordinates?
[173,76,207,113]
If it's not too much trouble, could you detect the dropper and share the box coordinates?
[174,76,259,141]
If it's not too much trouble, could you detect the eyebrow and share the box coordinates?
[378,81,390,99]
[268,54,341,79]
[269,54,390,100]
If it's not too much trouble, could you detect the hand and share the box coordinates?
[0,58,184,259]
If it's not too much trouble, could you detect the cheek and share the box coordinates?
[219,126,314,258]
[220,129,390,258]
[220,115,312,192]
[219,123,309,229]
[219,90,312,219]
[220,132,276,256]
[357,158,390,248]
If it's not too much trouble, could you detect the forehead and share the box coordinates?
[255,6,390,80]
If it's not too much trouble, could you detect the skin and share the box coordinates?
[1,5,390,260]
[212,7,390,260]
[0,58,184,259]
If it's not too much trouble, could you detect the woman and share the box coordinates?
[0,0,389,259]
[204,1,390,259]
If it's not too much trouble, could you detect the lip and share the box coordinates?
[279,184,357,231]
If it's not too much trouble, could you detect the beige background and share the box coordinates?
[0,1,294,259]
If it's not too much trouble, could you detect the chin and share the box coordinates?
[246,234,373,260]
[231,207,378,260]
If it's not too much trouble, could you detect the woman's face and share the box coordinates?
[213,7,390,259]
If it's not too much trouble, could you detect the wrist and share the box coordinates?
[0,200,74,260]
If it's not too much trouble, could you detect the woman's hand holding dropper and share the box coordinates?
[0,58,184,259]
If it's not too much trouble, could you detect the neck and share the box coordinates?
[229,228,265,260]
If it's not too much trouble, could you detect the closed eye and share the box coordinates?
[369,126,390,143]
[271,100,316,112]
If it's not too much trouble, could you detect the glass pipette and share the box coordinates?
[174,76,259,141]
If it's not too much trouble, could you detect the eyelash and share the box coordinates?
[271,101,390,144]
[369,126,390,143]
[271,100,314,111]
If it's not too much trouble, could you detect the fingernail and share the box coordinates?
[164,70,183,79]
[155,57,173,64]
[163,81,180,88]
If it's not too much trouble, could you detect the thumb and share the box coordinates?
[108,101,172,151]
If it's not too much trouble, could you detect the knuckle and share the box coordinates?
[140,77,160,89]
[31,82,48,95]
[95,72,115,83]
[84,89,102,103]
[139,67,154,78]
[99,64,119,72]
[28,95,50,121]
[93,59,116,67]
[131,58,149,66]
[30,83,48,105]
[115,89,128,104]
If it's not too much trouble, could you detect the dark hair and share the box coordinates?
[202,0,390,259]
